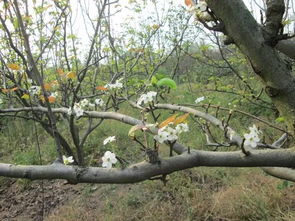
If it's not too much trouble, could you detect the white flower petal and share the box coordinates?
[195,96,205,104]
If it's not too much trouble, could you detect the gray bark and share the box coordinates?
[207,0,295,134]
[1,149,295,183]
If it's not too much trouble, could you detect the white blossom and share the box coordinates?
[103,136,116,145]
[29,86,41,95]
[80,99,89,107]
[244,124,261,148]
[154,129,170,144]
[195,96,205,104]
[165,126,178,141]
[63,155,74,165]
[175,123,189,134]
[68,103,84,117]
[102,151,117,168]
[229,130,236,140]
[154,126,178,143]
[137,91,157,106]
[75,108,84,117]
[105,78,123,90]
[88,102,95,107]
[196,1,207,12]
[51,92,58,98]
[95,98,104,106]
[67,107,73,116]
[73,103,84,117]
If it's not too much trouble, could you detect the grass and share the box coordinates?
[44,168,295,221]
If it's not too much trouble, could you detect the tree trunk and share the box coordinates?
[207,0,295,135]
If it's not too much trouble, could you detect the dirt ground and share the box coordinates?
[0,178,82,221]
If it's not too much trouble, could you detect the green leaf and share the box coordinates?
[155,73,167,80]
[151,76,158,86]
[275,117,285,123]
[156,78,177,89]
[277,180,290,190]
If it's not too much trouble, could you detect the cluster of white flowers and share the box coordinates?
[102,151,117,168]
[103,136,116,145]
[67,102,84,117]
[63,155,74,165]
[154,123,189,143]
[195,96,205,104]
[244,125,261,148]
[105,78,123,90]
[67,98,104,117]
[80,98,95,108]
[29,86,41,95]
[137,91,157,106]
[95,98,104,107]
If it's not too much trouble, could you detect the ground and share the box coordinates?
[1,168,295,221]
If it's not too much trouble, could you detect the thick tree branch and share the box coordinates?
[262,167,295,182]
[264,0,285,44]
[275,38,295,59]
[1,149,295,183]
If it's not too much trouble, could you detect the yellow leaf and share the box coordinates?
[159,114,178,128]
[39,95,45,102]
[7,63,21,71]
[48,96,56,103]
[151,24,160,29]
[66,71,76,79]
[21,94,30,100]
[173,113,190,125]
[128,125,143,138]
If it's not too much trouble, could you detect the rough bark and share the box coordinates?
[207,0,295,135]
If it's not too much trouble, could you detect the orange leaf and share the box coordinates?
[7,63,21,71]
[2,88,9,93]
[173,113,190,125]
[185,0,193,7]
[43,83,51,91]
[50,80,59,86]
[57,68,64,75]
[48,96,56,103]
[11,87,18,91]
[159,114,178,128]
[66,71,76,79]
[96,86,108,91]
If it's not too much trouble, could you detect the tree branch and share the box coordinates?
[1,148,295,183]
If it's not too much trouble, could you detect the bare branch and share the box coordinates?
[1,148,295,183]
